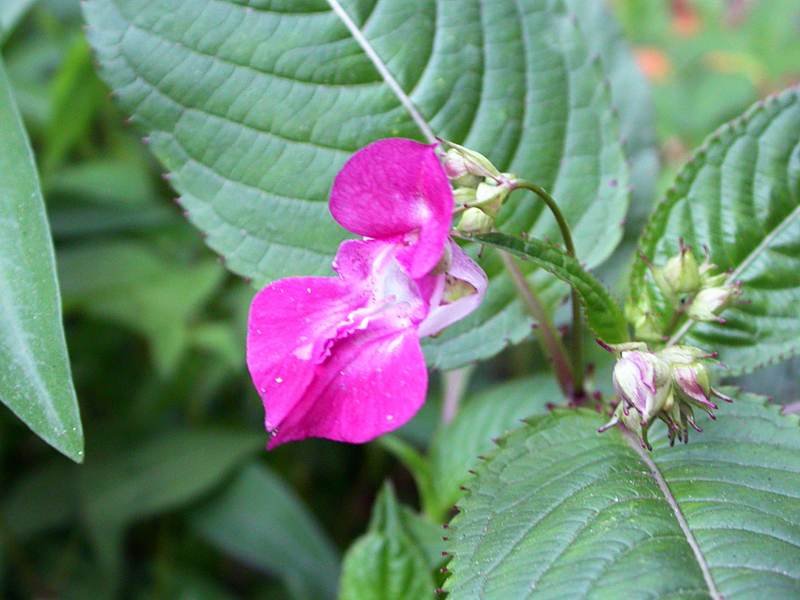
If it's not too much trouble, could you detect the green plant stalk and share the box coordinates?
[512,180,585,397]
[500,252,574,398]
[377,435,441,521]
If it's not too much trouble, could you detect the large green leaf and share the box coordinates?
[191,462,340,600]
[428,375,556,521]
[0,57,83,462]
[565,0,658,221]
[473,233,629,343]
[83,0,629,369]
[632,87,800,375]
[445,393,800,599]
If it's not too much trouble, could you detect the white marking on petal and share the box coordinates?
[293,343,313,360]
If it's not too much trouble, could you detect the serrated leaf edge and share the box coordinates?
[443,393,800,595]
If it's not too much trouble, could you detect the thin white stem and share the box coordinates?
[325,0,436,143]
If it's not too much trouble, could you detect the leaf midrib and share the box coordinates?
[325,0,436,143]
[0,61,73,447]
[622,429,721,600]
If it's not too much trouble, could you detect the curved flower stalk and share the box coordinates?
[247,139,487,448]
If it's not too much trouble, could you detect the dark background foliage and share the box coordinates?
[1,0,798,597]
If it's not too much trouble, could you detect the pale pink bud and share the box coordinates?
[612,351,671,424]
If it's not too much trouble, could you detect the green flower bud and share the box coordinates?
[442,149,483,189]
[687,283,741,323]
[474,180,512,217]
[453,187,477,209]
[598,401,653,450]
[650,241,701,301]
[625,299,664,343]
[657,344,711,365]
[698,246,726,287]
[439,140,502,181]
[661,244,701,294]
[457,207,494,234]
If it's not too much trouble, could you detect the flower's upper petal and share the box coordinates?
[246,277,368,436]
[417,241,488,338]
[330,138,453,278]
[268,326,427,447]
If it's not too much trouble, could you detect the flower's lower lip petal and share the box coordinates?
[417,241,488,338]
[246,277,367,438]
[268,327,427,448]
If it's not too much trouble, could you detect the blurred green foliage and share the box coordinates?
[1,0,798,598]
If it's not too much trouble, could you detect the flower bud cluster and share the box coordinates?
[651,241,741,323]
[629,241,742,340]
[440,140,515,234]
[598,341,733,449]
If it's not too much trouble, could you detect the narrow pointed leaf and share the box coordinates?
[0,58,83,462]
[473,233,629,343]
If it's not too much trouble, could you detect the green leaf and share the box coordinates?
[428,375,557,521]
[46,157,159,208]
[340,534,431,600]
[83,0,629,369]
[58,240,225,375]
[43,35,105,172]
[367,482,445,570]
[0,57,83,462]
[445,393,800,599]
[339,483,439,600]
[565,0,659,219]
[473,233,629,343]
[632,87,800,375]
[191,462,340,600]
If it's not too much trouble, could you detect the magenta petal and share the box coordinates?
[330,138,453,278]
[417,241,488,338]
[331,238,398,282]
[268,327,427,447]
[247,277,367,436]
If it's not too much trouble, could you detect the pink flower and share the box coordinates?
[247,139,487,448]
